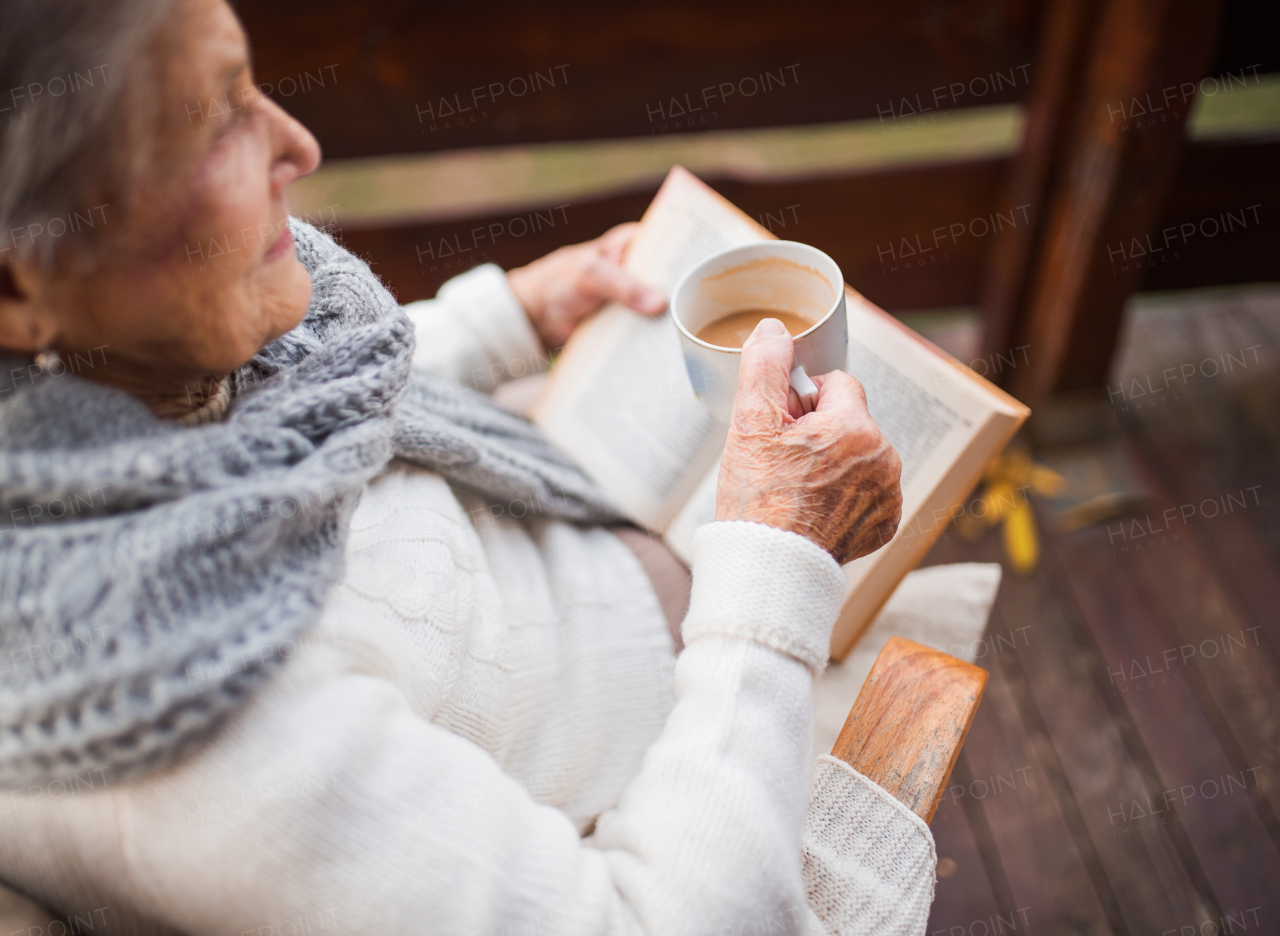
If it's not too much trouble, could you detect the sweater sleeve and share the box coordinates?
[0,522,933,936]
[802,757,937,935]
[402,263,547,391]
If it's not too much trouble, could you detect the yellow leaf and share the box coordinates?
[1003,501,1040,574]
[1030,464,1068,497]
[983,481,1017,522]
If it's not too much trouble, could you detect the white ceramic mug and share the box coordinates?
[671,241,848,423]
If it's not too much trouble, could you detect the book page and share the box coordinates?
[849,338,960,491]
[663,456,720,565]
[533,168,765,530]
[844,289,1022,530]
[567,318,720,511]
[830,289,1026,657]
[841,301,986,564]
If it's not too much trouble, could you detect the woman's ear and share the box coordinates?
[0,261,58,354]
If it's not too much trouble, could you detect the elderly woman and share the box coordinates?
[0,1,932,933]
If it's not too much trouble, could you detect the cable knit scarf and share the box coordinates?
[0,220,621,788]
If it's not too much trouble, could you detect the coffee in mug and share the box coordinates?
[694,308,818,349]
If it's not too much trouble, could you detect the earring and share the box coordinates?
[34,347,62,372]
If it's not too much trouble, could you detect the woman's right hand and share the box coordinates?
[714,318,903,565]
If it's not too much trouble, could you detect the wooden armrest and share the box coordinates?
[830,636,988,822]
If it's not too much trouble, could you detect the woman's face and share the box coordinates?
[3,0,321,405]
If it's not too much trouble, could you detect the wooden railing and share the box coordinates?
[239,0,1277,409]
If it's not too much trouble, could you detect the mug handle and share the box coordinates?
[789,364,820,415]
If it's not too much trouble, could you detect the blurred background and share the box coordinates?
[235,0,1279,932]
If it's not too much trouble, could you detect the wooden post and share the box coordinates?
[831,636,988,822]
[980,0,1226,411]
[977,0,1100,365]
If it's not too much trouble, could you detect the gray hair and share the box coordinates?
[0,0,174,269]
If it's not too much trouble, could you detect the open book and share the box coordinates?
[532,167,1029,660]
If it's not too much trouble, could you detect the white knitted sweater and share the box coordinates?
[0,266,935,935]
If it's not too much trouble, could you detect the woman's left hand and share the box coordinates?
[506,223,667,349]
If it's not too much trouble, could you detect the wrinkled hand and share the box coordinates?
[506,223,666,349]
[715,318,903,565]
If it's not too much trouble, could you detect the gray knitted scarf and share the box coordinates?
[0,220,621,788]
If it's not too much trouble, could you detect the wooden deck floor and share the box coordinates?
[918,286,1280,936]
